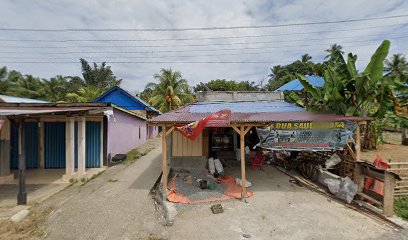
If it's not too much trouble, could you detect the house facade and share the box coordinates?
[93,86,160,139]
[0,100,147,185]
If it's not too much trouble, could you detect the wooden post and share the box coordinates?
[162,126,167,200]
[17,119,27,205]
[240,126,247,200]
[383,172,396,217]
[355,124,361,162]
[38,120,45,169]
[353,164,364,199]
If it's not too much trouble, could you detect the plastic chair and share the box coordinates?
[250,151,265,170]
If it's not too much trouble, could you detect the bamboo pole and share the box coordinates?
[162,126,167,200]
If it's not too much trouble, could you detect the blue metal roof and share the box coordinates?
[93,86,160,114]
[276,75,324,91]
[189,101,304,113]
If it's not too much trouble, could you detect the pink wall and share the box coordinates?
[107,108,147,158]
[147,125,159,139]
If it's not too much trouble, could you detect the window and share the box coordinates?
[139,126,141,139]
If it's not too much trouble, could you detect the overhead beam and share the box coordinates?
[166,126,175,137]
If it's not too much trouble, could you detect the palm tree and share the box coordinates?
[385,54,408,145]
[145,68,194,112]
[325,44,344,62]
[301,54,312,63]
[8,74,45,99]
[79,58,122,90]
[65,85,105,103]
[40,75,68,102]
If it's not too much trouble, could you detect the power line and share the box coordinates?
[0,14,407,32]
[2,33,407,49]
[0,60,370,64]
[0,22,406,42]
[0,37,404,55]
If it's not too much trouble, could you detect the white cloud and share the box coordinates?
[0,0,407,92]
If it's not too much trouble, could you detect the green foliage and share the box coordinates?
[79,58,122,89]
[395,197,408,219]
[193,79,260,92]
[286,40,408,145]
[266,54,324,91]
[145,68,194,113]
[0,59,121,103]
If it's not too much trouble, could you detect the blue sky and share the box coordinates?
[0,0,407,94]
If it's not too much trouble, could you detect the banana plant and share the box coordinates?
[290,40,391,118]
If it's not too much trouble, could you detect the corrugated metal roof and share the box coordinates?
[0,94,50,103]
[0,106,108,116]
[150,101,371,124]
[190,101,304,113]
[276,75,324,91]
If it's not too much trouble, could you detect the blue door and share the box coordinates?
[44,122,66,168]
[86,121,101,168]
[10,122,19,169]
[10,122,39,169]
[24,122,39,168]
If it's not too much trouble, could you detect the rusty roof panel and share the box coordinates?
[150,101,371,124]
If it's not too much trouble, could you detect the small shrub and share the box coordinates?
[395,197,408,219]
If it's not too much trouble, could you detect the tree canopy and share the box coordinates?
[145,68,194,113]
[193,79,260,92]
[0,59,122,103]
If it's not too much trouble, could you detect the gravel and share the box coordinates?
[173,169,228,202]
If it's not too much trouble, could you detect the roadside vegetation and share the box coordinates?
[395,196,408,219]
[0,205,53,240]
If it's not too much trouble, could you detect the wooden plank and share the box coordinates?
[243,126,252,135]
[171,131,177,156]
[354,164,364,194]
[162,126,168,199]
[362,167,384,181]
[166,126,175,137]
[388,168,408,171]
[383,172,396,217]
[231,125,241,135]
[178,132,183,156]
[357,192,382,205]
[345,143,357,161]
[182,134,188,156]
[388,162,408,166]
[197,132,203,156]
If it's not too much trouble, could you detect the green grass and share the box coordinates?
[123,147,153,165]
[394,197,408,219]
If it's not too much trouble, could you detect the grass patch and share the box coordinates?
[0,206,53,240]
[395,196,408,219]
[123,147,153,166]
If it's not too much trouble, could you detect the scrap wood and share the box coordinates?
[275,166,403,230]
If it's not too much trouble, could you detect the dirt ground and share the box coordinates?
[3,136,407,239]
[361,131,408,163]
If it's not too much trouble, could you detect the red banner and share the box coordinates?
[176,109,231,141]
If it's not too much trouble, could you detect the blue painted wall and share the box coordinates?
[10,122,39,169]
[86,121,101,168]
[96,88,145,111]
[44,122,66,168]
